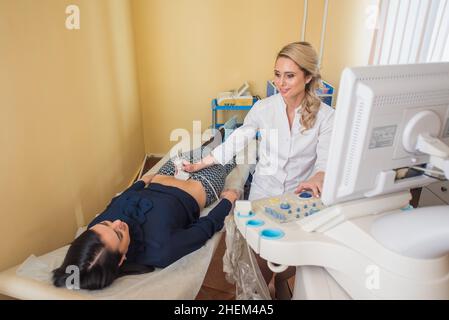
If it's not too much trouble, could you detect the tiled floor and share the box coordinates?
[195,234,296,300]
[195,234,236,300]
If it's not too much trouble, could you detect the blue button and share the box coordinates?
[299,192,312,199]
[280,202,291,210]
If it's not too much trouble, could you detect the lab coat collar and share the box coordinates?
[278,94,303,113]
[277,95,292,137]
[277,94,303,135]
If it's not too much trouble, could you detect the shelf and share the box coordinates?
[211,97,259,111]
[211,97,259,129]
[212,123,244,129]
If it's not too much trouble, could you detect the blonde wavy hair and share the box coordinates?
[276,42,322,131]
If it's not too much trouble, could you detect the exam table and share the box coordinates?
[0,143,254,300]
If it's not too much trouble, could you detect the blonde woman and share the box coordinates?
[185,42,334,200]
[184,42,334,299]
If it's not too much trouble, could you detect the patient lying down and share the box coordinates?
[53,151,240,290]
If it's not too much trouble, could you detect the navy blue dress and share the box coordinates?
[88,181,232,268]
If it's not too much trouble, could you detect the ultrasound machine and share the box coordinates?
[234,62,449,299]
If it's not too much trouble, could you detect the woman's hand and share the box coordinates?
[182,154,217,173]
[221,189,241,203]
[294,172,325,198]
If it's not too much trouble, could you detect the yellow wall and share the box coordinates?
[132,0,304,154]
[322,0,377,89]
[132,0,376,154]
[0,0,144,271]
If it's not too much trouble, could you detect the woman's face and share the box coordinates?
[90,220,131,265]
[274,57,311,102]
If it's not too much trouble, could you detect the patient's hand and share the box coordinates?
[140,173,155,185]
[182,155,217,172]
[221,189,241,203]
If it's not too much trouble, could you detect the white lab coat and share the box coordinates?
[212,93,334,200]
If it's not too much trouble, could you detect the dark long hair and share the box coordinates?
[53,229,155,290]
[52,230,121,290]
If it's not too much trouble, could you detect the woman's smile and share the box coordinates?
[280,88,290,95]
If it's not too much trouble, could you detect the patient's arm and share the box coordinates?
[154,190,239,268]
[220,189,240,203]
